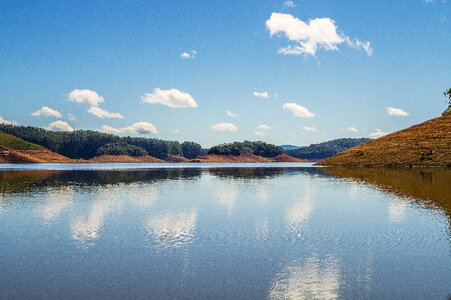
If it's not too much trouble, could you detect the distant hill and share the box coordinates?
[319,115,451,167]
[285,138,371,160]
[280,144,303,151]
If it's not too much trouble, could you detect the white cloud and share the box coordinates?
[126,122,159,134]
[282,102,314,117]
[142,88,198,108]
[67,114,76,121]
[344,37,373,56]
[253,91,269,98]
[302,126,317,132]
[31,106,62,118]
[99,125,122,135]
[211,123,237,132]
[283,0,297,8]
[68,89,104,106]
[369,128,388,138]
[0,117,17,125]
[387,107,409,116]
[257,124,271,130]
[100,122,159,135]
[88,106,124,119]
[47,121,74,132]
[226,110,237,117]
[344,126,359,133]
[254,130,265,137]
[266,12,372,56]
[180,50,197,59]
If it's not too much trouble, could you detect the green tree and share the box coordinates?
[181,141,203,159]
[443,88,451,116]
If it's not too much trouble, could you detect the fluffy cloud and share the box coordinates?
[266,12,372,56]
[0,117,16,125]
[302,126,317,132]
[68,89,104,106]
[99,125,122,135]
[253,91,269,98]
[88,106,124,119]
[226,110,237,117]
[211,123,237,132]
[100,122,159,135]
[257,124,271,130]
[47,121,74,132]
[344,126,359,133]
[31,106,62,118]
[387,107,409,116]
[142,88,198,108]
[67,114,76,121]
[283,0,297,8]
[282,102,314,117]
[254,130,265,137]
[180,50,197,59]
[369,128,388,138]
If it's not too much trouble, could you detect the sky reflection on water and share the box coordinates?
[0,166,450,299]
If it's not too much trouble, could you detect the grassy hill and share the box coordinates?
[0,131,74,163]
[319,115,451,167]
[0,131,45,150]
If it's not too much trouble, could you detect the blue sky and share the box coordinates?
[1,0,450,147]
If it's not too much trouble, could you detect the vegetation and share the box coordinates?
[443,88,451,116]
[0,131,45,150]
[0,124,202,160]
[208,141,283,157]
[181,142,203,159]
[286,138,371,160]
[96,141,148,157]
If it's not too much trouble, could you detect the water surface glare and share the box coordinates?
[0,165,450,299]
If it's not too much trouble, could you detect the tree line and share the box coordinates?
[208,141,283,157]
[0,124,204,159]
[285,138,371,160]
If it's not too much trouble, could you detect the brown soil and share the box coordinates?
[18,150,74,163]
[166,155,191,163]
[190,153,305,163]
[0,148,74,164]
[318,115,451,167]
[88,155,165,163]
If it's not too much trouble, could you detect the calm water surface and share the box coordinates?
[0,164,450,299]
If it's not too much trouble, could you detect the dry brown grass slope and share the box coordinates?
[318,114,451,167]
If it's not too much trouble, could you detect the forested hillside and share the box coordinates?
[0,124,203,160]
[208,141,283,157]
[286,138,371,160]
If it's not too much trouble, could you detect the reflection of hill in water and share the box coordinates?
[0,169,202,194]
[325,167,451,217]
[0,167,328,194]
[208,167,325,180]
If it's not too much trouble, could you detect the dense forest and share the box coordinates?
[0,124,203,159]
[285,138,371,160]
[208,141,283,157]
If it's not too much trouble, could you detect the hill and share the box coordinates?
[319,115,451,167]
[280,144,303,151]
[0,132,73,163]
[285,138,371,160]
[0,124,203,160]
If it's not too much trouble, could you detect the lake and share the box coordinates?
[0,163,450,299]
